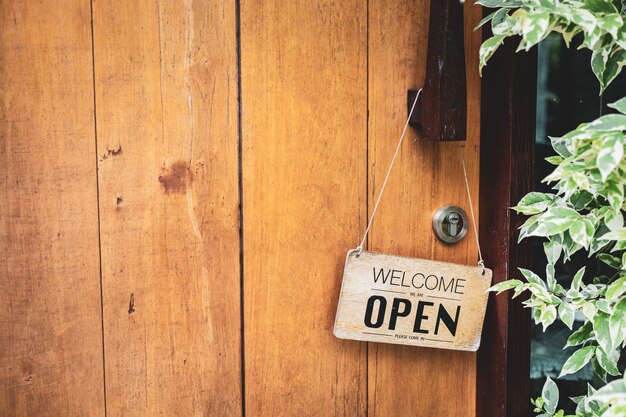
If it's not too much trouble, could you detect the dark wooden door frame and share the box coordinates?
[477,36,537,417]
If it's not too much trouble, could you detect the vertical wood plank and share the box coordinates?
[0,1,105,416]
[240,1,367,415]
[367,2,483,416]
[477,38,535,417]
[92,1,241,415]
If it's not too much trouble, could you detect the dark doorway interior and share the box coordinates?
[530,34,626,415]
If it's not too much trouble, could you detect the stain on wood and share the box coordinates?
[0,1,105,416]
[158,161,193,194]
[128,293,135,315]
[101,144,123,160]
[92,0,242,415]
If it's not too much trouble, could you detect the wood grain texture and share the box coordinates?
[240,0,367,415]
[0,1,105,416]
[335,250,491,351]
[367,1,483,416]
[477,31,536,417]
[92,1,241,415]
[411,0,467,141]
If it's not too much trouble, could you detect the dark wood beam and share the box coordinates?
[477,31,537,417]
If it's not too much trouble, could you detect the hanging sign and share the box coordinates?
[334,249,492,351]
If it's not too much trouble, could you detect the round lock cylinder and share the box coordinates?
[432,205,469,244]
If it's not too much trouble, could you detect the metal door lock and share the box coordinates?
[432,205,469,244]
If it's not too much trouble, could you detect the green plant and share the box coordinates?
[478,0,626,92]
[477,0,626,416]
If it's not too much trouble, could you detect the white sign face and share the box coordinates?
[334,250,492,351]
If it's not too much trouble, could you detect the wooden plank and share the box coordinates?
[0,1,105,416]
[366,1,484,416]
[240,0,367,415]
[477,32,536,417]
[91,1,241,415]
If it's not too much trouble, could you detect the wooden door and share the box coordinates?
[0,1,505,416]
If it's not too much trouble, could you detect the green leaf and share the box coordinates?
[540,304,558,330]
[603,181,625,212]
[559,302,576,330]
[568,8,598,34]
[550,136,573,158]
[569,219,594,249]
[542,376,559,414]
[596,133,625,181]
[598,253,622,269]
[544,240,563,265]
[521,12,551,50]
[519,268,544,286]
[604,404,626,417]
[587,376,626,408]
[593,355,608,383]
[529,283,556,304]
[596,298,613,315]
[512,283,530,299]
[513,192,556,215]
[609,298,626,348]
[489,279,523,294]
[546,263,556,291]
[475,10,498,30]
[560,345,596,377]
[584,0,619,14]
[601,228,626,241]
[606,276,626,302]
[596,347,620,376]
[519,214,540,242]
[592,46,611,90]
[571,266,586,291]
[566,321,594,348]
[475,0,523,8]
[594,312,613,353]
[602,50,626,91]
[479,35,506,75]
[608,97,626,114]
[584,114,626,132]
[545,155,564,165]
[530,207,581,237]
[583,301,598,321]
[613,239,626,251]
[569,190,594,210]
[606,210,624,232]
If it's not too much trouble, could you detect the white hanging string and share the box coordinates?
[355,89,486,273]
[356,89,422,256]
[461,148,485,274]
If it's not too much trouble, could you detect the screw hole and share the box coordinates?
[450,102,457,112]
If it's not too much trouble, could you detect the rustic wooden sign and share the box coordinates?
[334,250,492,351]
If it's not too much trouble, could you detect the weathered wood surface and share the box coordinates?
[0,1,105,416]
[410,0,467,141]
[240,0,368,415]
[335,250,491,351]
[366,1,484,416]
[92,0,242,415]
[0,1,490,416]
